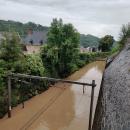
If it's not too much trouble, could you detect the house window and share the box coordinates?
[92,47,96,52]
[40,40,43,45]
[29,40,33,45]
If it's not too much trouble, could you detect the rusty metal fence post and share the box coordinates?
[83,85,85,94]
[7,72,97,129]
[7,75,12,118]
[88,80,96,130]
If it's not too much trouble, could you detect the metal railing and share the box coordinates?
[7,73,96,130]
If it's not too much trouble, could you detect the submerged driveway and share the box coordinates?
[0,61,106,130]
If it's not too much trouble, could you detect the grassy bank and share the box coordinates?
[78,52,109,67]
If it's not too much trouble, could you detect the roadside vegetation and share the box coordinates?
[0,33,48,117]
[99,35,114,52]
[119,24,130,47]
[118,24,130,72]
[0,18,117,118]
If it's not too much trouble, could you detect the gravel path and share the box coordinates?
[93,40,130,130]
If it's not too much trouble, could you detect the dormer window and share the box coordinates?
[40,40,43,45]
[29,40,33,45]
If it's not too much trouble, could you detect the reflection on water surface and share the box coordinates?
[28,61,106,130]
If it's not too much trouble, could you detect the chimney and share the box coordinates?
[28,28,33,35]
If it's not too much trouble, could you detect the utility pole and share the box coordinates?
[88,80,96,130]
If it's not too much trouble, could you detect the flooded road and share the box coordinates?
[0,61,106,130]
[27,61,106,130]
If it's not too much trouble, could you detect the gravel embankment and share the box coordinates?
[92,41,130,130]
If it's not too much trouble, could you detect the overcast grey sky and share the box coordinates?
[0,0,130,39]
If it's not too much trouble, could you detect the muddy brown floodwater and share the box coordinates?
[0,61,106,130]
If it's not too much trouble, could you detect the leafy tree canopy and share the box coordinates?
[0,32,25,71]
[99,35,114,52]
[119,24,130,46]
[41,18,80,78]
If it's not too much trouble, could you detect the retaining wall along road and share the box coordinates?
[92,41,130,130]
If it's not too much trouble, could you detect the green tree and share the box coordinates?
[99,35,114,52]
[119,24,130,46]
[41,18,80,78]
[0,32,24,71]
[0,32,25,117]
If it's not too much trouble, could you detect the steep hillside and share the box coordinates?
[0,20,49,37]
[0,20,100,46]
[80,34,100,48]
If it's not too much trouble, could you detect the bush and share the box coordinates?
[0,60,8,118]
[0,97,7,118]
[25,54,45,76]
[79,52,110,65]
[76,59,86,68]
[119,24,130,47]
[0,52,50,118]
[12,54,49,103]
